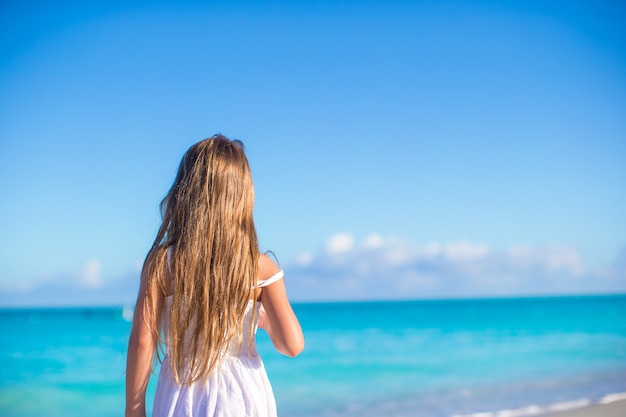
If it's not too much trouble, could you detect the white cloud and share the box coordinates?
[295,251,314,266]
[0,260,140,307]
[133,260,144,273]
[441,240,490,261]
[3,238,624,306]
[284,234,626,301]
[81,259,102,288]
[325,232,355,254]
[362,234,383,249]
[507,245,584,276]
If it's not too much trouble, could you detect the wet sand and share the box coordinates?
[547,398,626,417]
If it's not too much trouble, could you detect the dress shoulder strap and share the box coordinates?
[257,270,284,288]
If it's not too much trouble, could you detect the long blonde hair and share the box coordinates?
[144,134,259,384]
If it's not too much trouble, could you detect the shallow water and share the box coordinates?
[1,295,625,417]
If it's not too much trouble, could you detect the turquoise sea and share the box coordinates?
[1,295,625,417]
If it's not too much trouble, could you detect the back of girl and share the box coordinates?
[125,135,304,417]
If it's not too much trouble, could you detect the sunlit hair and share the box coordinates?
[143,134,259,384]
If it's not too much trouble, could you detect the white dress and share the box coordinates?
[152,271,284,417]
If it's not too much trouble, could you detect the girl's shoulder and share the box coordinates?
[257,253,281,281]
[256,253,285,292]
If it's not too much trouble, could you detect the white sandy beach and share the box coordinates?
[547,398,626,417]
[453,394,626,417]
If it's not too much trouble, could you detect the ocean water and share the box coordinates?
[1,295,625,417]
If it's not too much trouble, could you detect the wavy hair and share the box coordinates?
[143,134,259,384]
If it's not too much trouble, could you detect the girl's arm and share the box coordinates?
[258,255,304,357]
[125,253,163,417]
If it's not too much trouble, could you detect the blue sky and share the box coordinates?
[1,0,625,306]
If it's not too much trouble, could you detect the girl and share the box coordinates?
[125,135,304,417]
